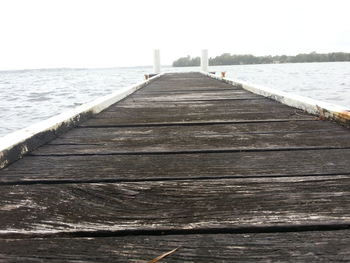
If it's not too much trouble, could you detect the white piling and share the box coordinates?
[153,49,161,74]
[201,49,209,72]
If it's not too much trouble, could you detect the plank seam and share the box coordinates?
[1,223,349,239]
[29,146,350,157]
[1,172,350,186]
[78,119,318,128]
[122,98,267,102]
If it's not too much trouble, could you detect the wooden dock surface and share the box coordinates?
[0,72,349,262]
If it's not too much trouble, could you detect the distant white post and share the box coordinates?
[201,49,208,72]
[153,49,161,74]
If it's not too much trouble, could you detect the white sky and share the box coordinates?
[0,0,349,70]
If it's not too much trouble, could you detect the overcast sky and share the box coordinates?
[0,0,349,70]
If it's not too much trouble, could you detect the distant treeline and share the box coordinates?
[172,52,350,67]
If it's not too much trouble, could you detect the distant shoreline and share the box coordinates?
[173,60,350,67]
[173,52,350,67]
[1,60,350,72]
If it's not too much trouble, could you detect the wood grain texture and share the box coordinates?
[137,73,239,92]
[114,96,293,107]
[0,176,349,234]
[81,99,314,126]
[0,231,349,262]
[57,120,349,142]
[1,149,350,183]
[31,121,350,155]
[126,90,262,102]
[81,114,313,127]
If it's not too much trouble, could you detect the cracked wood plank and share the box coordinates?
[82,100,313,126]
[31,120,350,155]
[0,176,349,235]
[126,90,262,101]
[1,149,350,183]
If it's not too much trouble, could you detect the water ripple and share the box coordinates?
[1,63,350,138]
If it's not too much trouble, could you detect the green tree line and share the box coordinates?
[172,52,350,67]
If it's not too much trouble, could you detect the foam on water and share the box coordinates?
[0,62,349,137]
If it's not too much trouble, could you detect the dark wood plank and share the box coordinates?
[141,73,239,92]
[125,91,261,102]
[34,133,350,155]
[0,176,349,234]
[82,113,313,126]
[126,87,262,101]
[81,99,314,125]
[1,230,349,262]
[136,88,244,94]
[109,97,307,109]
[101,98,310,112]
[1,149,350,183]
[65,120,348,139]
[31,121,350,155]
[134,88,252,95]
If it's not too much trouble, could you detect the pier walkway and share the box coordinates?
[0,72,349,262]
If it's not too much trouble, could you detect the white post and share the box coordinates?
[153,49,161,74]
[201,49,208,72]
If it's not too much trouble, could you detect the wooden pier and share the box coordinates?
[0,72,349,262]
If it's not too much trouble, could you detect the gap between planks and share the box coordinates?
[1,172,350,186]
[1,223,349,240]
[28,146,350,157]
[77,118,319,128]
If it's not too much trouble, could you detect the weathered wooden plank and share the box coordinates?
[0,176,349,234]
[141,84,237,92]
[32,121,350,155]
[82,109,313,126]
[109,97,306,109]
[139,86,238,93]
[134,89,254,95]
[128,85,260,98]
[56,120,350,141]
[107,96,307,109]
[34,134,350,155]
[66,120,348,139]
[1,149,350,183]
[80,119,317,128]
[124,90,262,102]
[141,73,239,92]
[136,87,243,94]
[82,113,313,126]
[1,230,349,262]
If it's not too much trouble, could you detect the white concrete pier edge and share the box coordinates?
[202,71,350,126]
[0,73,163,169]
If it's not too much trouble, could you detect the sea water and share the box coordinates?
[0,62,349,137]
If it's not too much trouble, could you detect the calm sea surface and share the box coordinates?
[0,62,349,137]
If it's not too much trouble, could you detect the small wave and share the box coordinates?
[27,97,52,102]
[1,63,350,137]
